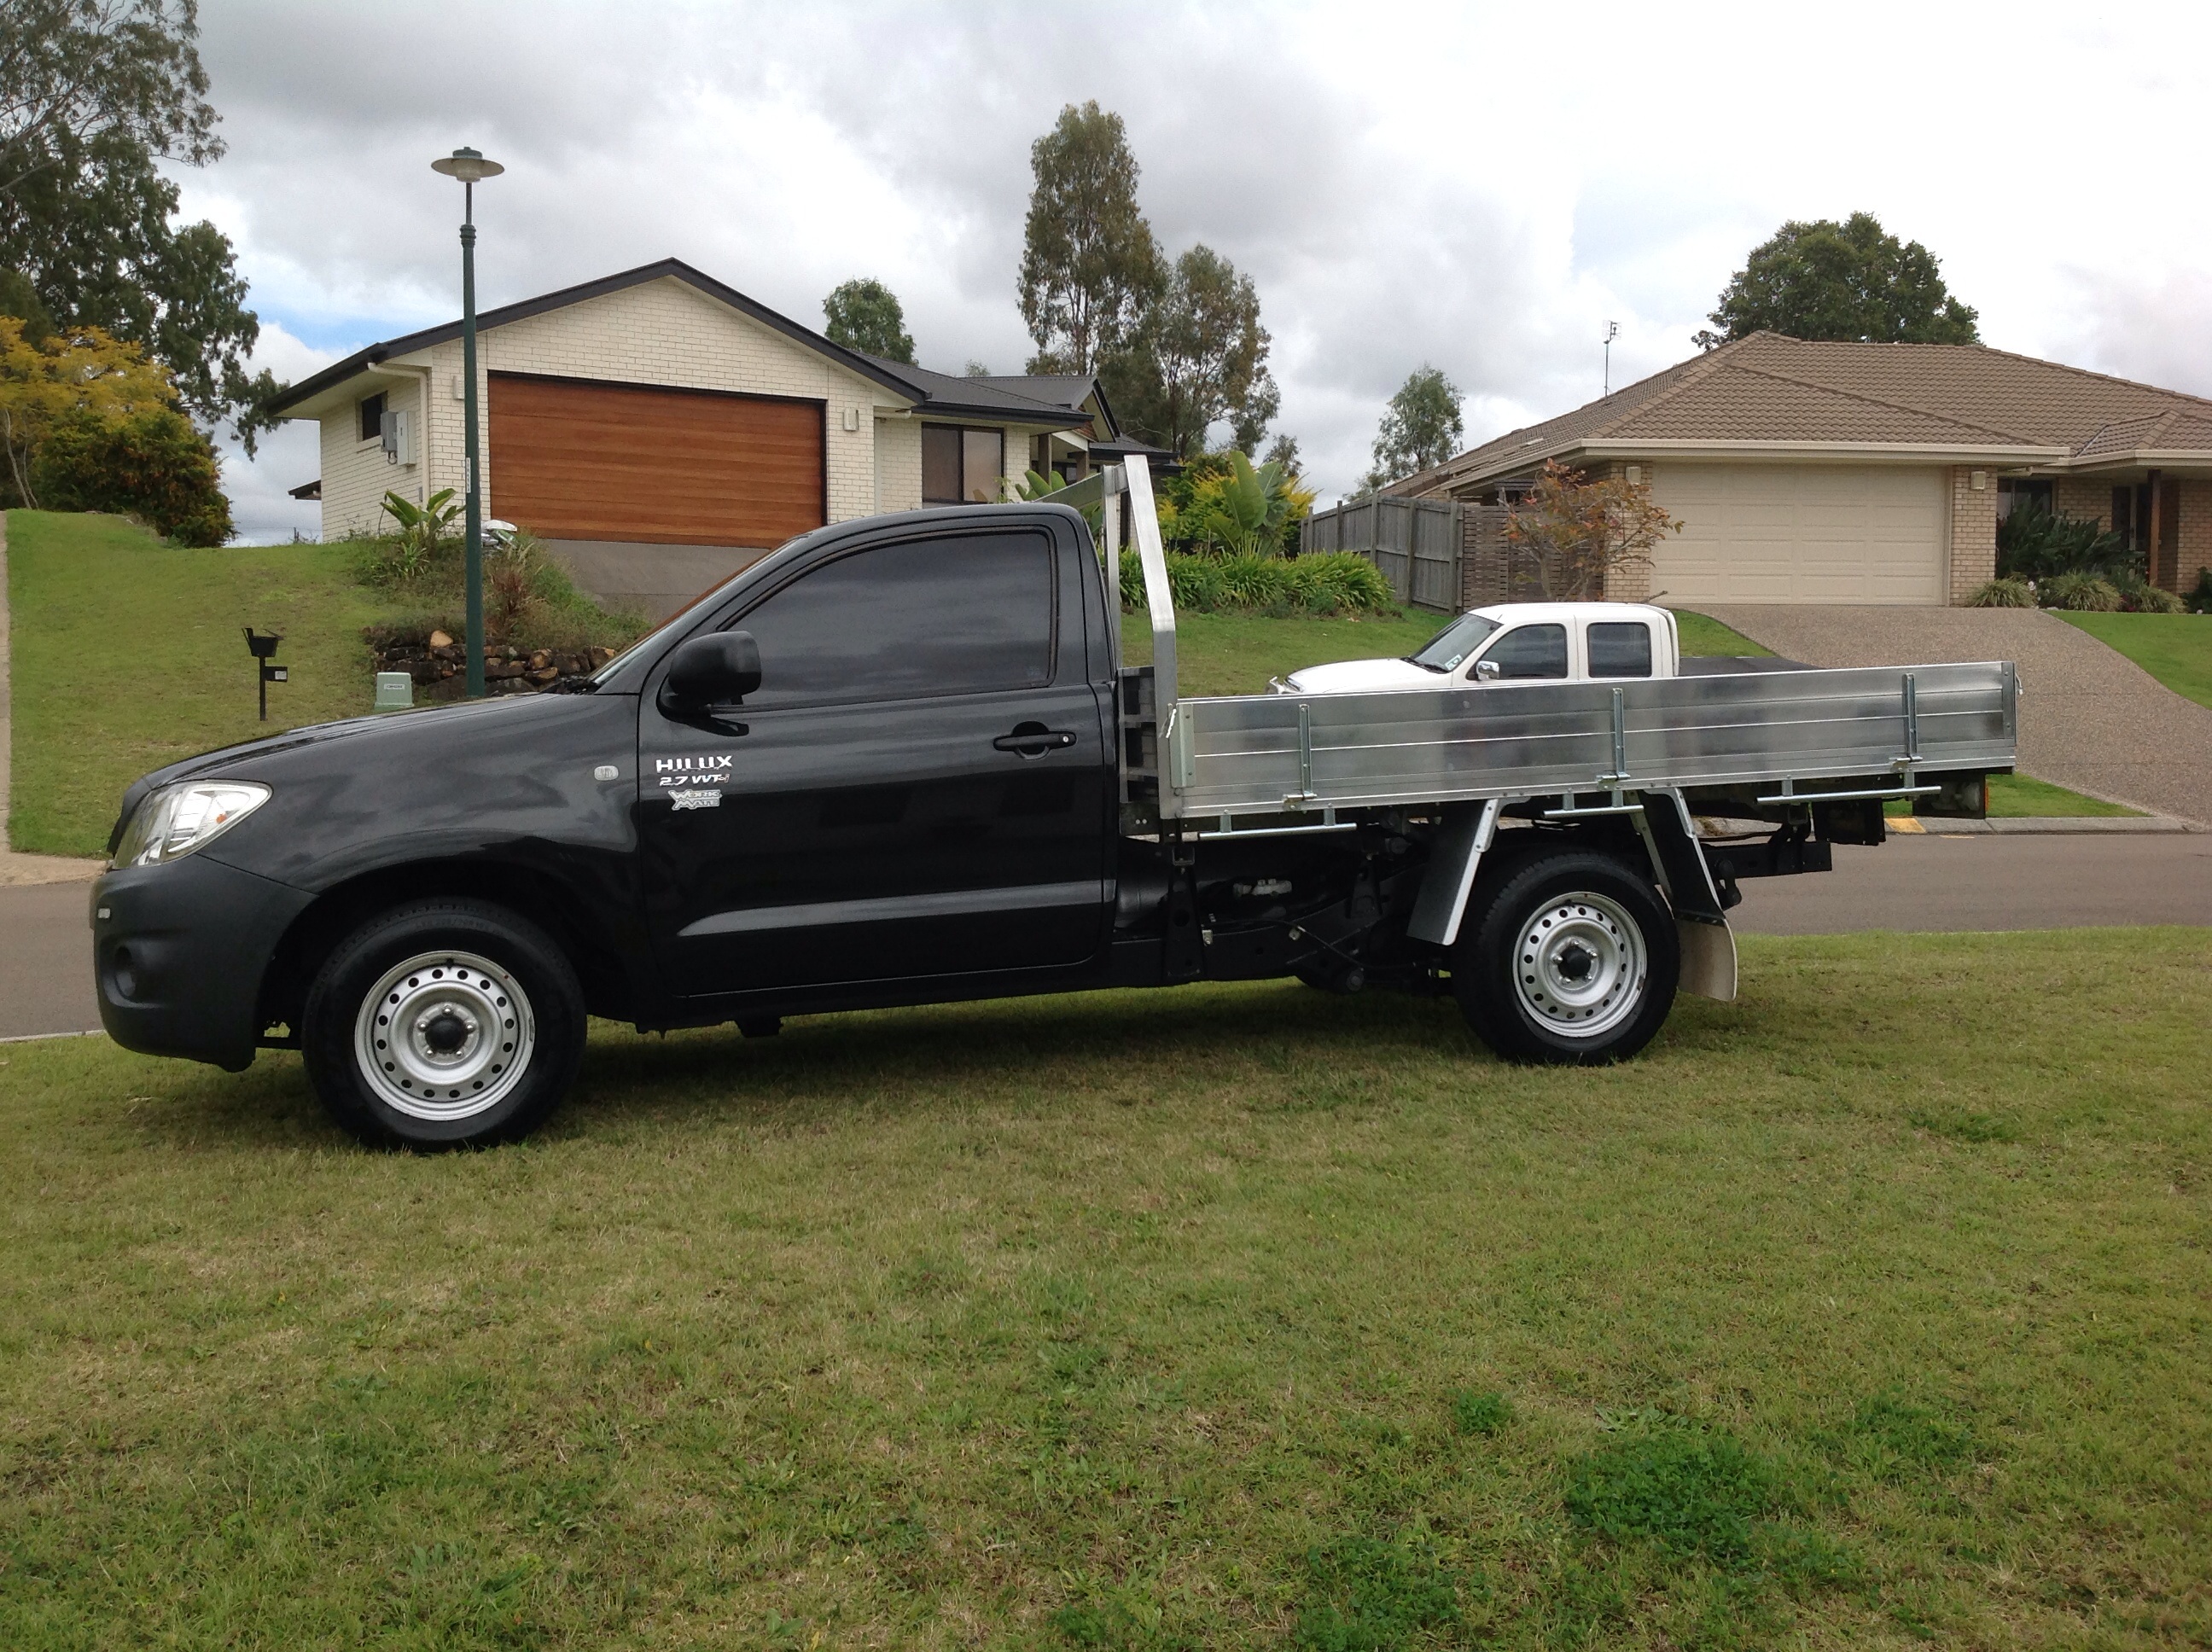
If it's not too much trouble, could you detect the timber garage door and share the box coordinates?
[487,374,824,547]
[1647,464,1946,604]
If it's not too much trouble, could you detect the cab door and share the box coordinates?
[637,525,1111,998]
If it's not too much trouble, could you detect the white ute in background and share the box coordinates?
[1277,602,1684,695]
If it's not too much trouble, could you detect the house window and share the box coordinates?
[1996,478,2051,521]
[358,392,386,444]
[922,424,1005,504]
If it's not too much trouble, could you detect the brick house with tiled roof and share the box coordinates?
[1389,332,2212,604]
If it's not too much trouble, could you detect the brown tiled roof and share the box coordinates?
[1392,331,2212,496]
[1605,364,2017,445]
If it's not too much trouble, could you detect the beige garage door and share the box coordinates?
[1648,464,1947,604]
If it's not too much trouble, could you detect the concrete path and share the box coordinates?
[1732,832,2212,935]
[0,513,105,887]
[1699,604,2212,826]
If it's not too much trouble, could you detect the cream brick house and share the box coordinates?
[1390,332,2212,604]
[271,259,1145,611]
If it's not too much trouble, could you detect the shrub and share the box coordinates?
[1997,504,2133,582]
[1121,547,1394,615]
[2112,574,2186,614]
[2036,572,2122,612]
[30,405,232,545]
[2191,568,2212,614]
[1289,552,1394,614]
[1215,551,1292,607]
[1965,577,2034,608]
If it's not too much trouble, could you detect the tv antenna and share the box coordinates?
[1604,321,1620,395]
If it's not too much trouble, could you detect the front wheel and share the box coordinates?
[302,898,586,1148]
[1452,851,1679,1064]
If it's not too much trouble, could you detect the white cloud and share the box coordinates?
[183,0,2212,533]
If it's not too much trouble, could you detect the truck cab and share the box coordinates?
[1278,602,1682,695]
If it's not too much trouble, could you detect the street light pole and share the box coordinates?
[431,147,504,697]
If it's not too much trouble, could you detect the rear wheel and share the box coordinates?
[1452,851,1679,1063]
[303,898,585,1148]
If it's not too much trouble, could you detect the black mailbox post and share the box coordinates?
[244,628,286,721]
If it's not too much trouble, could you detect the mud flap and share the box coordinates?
[1675,915,1738,1002]
[1407,798,1501,946]
[1638,788,1738,1002]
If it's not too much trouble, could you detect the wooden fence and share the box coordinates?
[1300,497,1462,610]
[1302,497,1533,611]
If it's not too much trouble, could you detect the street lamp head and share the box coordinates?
[431,147,504,184]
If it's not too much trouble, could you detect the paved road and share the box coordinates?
[7,835,2208,1041]
[1730,831,2212,934]
[1699,604,2212,826]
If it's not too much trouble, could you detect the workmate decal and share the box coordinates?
[670,789,723,811]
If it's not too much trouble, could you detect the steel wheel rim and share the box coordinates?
[1513,890,1646,1038]
[352,949,534,1121]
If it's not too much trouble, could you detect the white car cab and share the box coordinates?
[1280,602,1682,695]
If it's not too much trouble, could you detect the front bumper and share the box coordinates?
[91,855,315,1071]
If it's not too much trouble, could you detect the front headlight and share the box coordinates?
[112,781,272,869]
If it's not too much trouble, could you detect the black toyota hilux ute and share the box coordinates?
[94,481,2018,1148]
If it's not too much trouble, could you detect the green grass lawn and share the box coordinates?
[1123,607,1446,696]
[1669,610,1774,658]
[1,929,2207,1647]
[6,511,399,858]
[2057,611,2212,708]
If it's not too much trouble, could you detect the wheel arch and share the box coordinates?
[255,858,638,1039]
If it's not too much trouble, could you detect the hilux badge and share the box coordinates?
[671,790,722,811]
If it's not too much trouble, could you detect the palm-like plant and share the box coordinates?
[1195,451,1295,558]
[378,487,459,580]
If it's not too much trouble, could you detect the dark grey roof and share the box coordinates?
[853,354,1103,431]
[270,258,931,416]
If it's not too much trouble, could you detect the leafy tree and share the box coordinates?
[820,276,914,363]
[0,315,226,539]
[1262,431,1301,477]
[0,0,282,447]
[1363,366,1464,491]
[34,402,229,544]
[1697,212,1979,348]
[1104,243,1278,461]
[963,359,992,378]
[0,313,173,502]
[1018,101,1164,375]
[0,267,53,341]
[1504,459,1681,601]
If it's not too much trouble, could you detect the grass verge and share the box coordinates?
[5,510,401,858]
[1670,610,1774,658]
[2,928,2208,1647]
[1888,772,2145,820]
[2056,611,2212,708]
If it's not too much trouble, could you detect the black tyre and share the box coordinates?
[1452,850,1679,1064]
[302,898,585,1149]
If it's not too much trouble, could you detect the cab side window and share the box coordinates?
[1587,621,1653,678]
[731,532,1055,709]
[1481,624,1569,679]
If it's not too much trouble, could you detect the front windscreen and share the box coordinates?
[1410,613,1499,672]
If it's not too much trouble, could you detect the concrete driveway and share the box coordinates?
[544,538,770,624]
[1699,605,2212,825]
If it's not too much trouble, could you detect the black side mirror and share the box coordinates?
[663,630,762,709]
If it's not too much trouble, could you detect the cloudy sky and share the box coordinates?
[185,0,2212,541]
